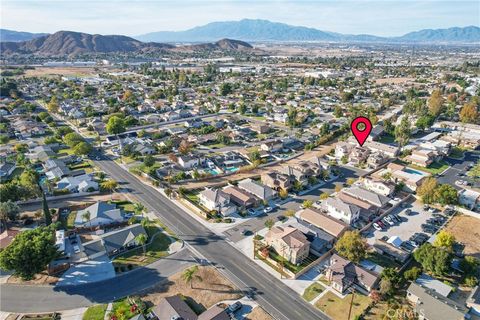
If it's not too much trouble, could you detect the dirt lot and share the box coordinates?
[375,77,415,85]
[445,215,480,259]
[23,67,100,78]
[7,271,59,285]
[245,306,274,320]
[141,266,242,314]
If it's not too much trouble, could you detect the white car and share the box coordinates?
[263,206,273,213]
[373,223,382,231]
[73,245,81,254]
[384,217,395,226]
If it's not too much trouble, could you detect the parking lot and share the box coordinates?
[364,200,438,246]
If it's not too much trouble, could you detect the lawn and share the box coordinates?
[82,304,107,320]
[111,299,138,319]
[66,211,77,229]
[57,148,74,156]
[410,160,450,175]
[113,232,171,268]
[302,282,324,302]
[378,134,395,144]
[449,147,465,159]
[366,252,401,269]
[315,291,371,320]
[109,200,136,213]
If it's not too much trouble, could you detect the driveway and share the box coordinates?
[57,256,115,286]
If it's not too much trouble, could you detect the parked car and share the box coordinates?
[377,220,386,228]
[242,229,253,236]
[247,208,256,215]
[373,223,382,231]
[384,216,395,226]
[405,209,412,215]
[263,206,273,213]
[73,245,81,254]
[227,301,242,314]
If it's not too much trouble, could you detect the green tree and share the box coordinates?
[264,218,274,230]
[63,132,84,148]
[0,225,59,280]
[334,231,367,263]
[100,179,118,198]
[404,266,422,281]
[302,200,313,209]
[394,116,411,147]
[42,191,52,226]
[135,233,148,256]
[133,203,145,217]
[468,161,480,180]
[434,184,458,205]
[413,243,451,276]
[0,200,20,223]
[106,116,126,138]
[182,266,202,289]
[143,155,155,167]
[219,83,233,96]
[73,141,92,156]
[320,192,329,200]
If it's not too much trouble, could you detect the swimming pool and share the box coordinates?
[404,168,425,175]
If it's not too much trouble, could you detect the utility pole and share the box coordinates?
[347,287,355,320]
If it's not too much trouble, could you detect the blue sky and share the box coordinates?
[1,0,479,36]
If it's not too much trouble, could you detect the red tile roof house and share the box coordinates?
[326,253,380,294]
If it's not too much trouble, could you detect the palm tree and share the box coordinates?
[100,179,118,199]
[133,203,145,217]
[135,233,148,256]
[182,266,202,289]
[165,188,173,198]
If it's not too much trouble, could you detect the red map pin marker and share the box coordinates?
[351,117,372,147]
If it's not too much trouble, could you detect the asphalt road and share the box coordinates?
[1,154,329,319]
[92,156,329,320]
[1,248,195,312]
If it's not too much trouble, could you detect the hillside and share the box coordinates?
[0,31,174,56]
[0,31,255,56]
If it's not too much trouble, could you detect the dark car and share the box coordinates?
[227,301,242,314]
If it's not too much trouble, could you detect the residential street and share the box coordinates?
[1,154,329,320]
[0,248,195,312]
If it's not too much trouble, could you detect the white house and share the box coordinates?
[57,174,99,193]
[363,177,395,197]
[459,189,480,211]
[198,188,237,216]
[177,154,205,169]
[324,197,360,225]
[74,202,125,227]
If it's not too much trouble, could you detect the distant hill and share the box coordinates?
[396,26,480,42]
[0,31,174,56]
[136,19,480,43]
[137,19,337,42]
[0,29,48,42]
[179,38,253,51]
[0,31,255,56]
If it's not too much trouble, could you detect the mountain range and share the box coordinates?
[0,29,48,42]
[0,31,254,56]
[136,19,480,43]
